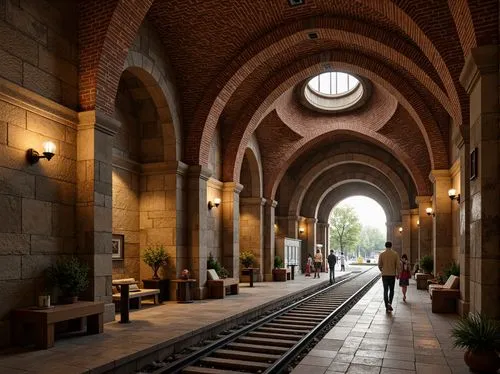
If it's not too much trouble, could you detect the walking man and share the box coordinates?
[327,250,337,284]
[378,241,400,312]
[313,249,323,278]
[340,252,346,272]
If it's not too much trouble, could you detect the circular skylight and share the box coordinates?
[307,72,360,96]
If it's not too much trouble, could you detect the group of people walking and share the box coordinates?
[305,249,345,284]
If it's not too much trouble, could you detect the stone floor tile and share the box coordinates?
[385,345,414,354]
[309,349,338,358]
[325,327,352,340]
[348,330,366,337]
[300,356,335,367]
[351,355,383,366]
[328,361,350,372]
[333,353,355,363]
[449,364,470,374]
[415,362,452,374]
[415,354,448,365]
[383,351,415,361]
[386,339,414,348]
[346,363,381,373]
[380,368,415,374]
[382,358,416,371]
[292,364,329,374]
[358,343,386,351]
[315,339,345,351]
[355,350,385,359]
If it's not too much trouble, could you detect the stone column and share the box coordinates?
[455,130,471,315]
[410,208,419,267]
[460,45,500,318]
[304,217,317,262]
[386,222,394,243]
[77,110,119,322]
[429,170,453,275]
[390,221,402,257]
[317,222,327,271]
[186,165,212,299]
[222,182,243,278]
[263,199,277,281]
[239,196,265,280]
[284,215,299,238]
[400,210,411,258]
[416,196,433,261]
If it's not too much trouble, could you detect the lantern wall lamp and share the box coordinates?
[27,141,56,165]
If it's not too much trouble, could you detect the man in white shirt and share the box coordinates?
[378,241,400,312]
[340,252,346,272]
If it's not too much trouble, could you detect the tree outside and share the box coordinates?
[329,205,361,256]
[358,225,385,258]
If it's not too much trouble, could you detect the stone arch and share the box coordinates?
[317,183,396,225]
[123,48,182,162]
[240,135,263,198]
[288,153,410,217]
[298,165,402,220]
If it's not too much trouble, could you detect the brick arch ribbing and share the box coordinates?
[287,153,410,218]
[185,15,461,167]
[297,165,402,219]
[123,53,181,161]
[317,183,396,225]
[240,146,262,198]
[448,0,477,58]
[78,0,153,114]
[225,55,445,192]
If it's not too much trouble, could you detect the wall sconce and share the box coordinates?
[426,207,435,217]
[417,219,420,226]
[27,141,56,164]
[299,227,305,234]
[398,227,403,233]
[448,188,460,203]
[208,197,221,210]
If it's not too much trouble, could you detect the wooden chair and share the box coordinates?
[429,275,460,313]
[206,269,239,299]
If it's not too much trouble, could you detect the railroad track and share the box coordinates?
[143,267,380,374]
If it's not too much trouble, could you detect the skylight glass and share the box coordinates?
[308,72,359,95]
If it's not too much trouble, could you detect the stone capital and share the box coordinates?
[187,165,212,181]
[400,209,412,216]
[415,195,432,205]
[141,160,188,176]
[265,199,278,208]
[460,45,499,94]
[453,126,469,149]
[222,182,244,194]
[78,110,120,136]
[305,217,317,224]
[429,169,451,183]
[240,197,266,206]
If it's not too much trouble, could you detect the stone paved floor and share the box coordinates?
[292,278,469,374]
[0,270,347,374]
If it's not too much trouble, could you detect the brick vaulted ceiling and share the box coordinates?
[80,0,498,197]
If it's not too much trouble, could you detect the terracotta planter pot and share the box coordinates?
[464,349,500,373]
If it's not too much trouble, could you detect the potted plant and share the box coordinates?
[420,255,433,274]
[240,250,255,269]
[143,244,169,280]
[451,313,500,373]
[47,257,89,304]
[273,255,287,282]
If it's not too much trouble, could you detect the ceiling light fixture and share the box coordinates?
[288,0,305,6]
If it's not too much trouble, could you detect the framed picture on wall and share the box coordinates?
[112,234,124,260]
[470,147,478,180]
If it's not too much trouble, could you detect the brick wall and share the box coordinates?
[0,0,78,109]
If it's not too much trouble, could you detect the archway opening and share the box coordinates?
[329,196,387,264]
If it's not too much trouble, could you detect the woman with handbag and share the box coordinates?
[399,254,411,302]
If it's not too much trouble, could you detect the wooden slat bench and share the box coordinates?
[112,278,160,311]
[206,269,239,299]
[12,301,104,349]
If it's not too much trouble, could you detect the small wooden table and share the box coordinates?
[112,279,137,323]
[12,301,104,349]
[172,279,196,303]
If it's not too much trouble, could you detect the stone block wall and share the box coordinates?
[0,79,78,347]
[450,161,460,264]
[0,0,78,109]
[207,178,223,269]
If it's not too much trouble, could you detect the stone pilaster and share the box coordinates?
[263,199,277,281]
[460,44,500,318]
[390,221,402,256]
[455,129,471,315]
[416,196,433,261]
[317,221,327,271]
[386,222,394,243]
[429,170,453,275]
[222,182,244,278]
[239,196,264,280]
[410,208,419,267]
[77,110,119,322]
[186,165,212,299]
[400,210,411,258]
[304,217,317,264]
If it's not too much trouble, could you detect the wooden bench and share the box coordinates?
[112,278,160,311]
[206,269,239,299]
[12,301,104,349]
[429,275,460,313]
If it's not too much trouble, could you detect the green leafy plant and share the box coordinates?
[143,244,169,280]
[420,255,433,273]
[445,262,460,278]
[47,257,89,297]
[451,313,500,352]
[207,252,221,273]
[274,255,284,269]
[218,267,229,279]
[240,250,255,268]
